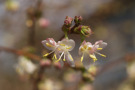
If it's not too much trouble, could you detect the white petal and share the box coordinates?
[65,52,75,67]
[82,54,94,70]
[58,39,75,51]
[42,38,57,50]
[79,42,93,55]
[81,40,86,45]
[86,42,93,47]
[94,40,107,49]
[79,45,83,55]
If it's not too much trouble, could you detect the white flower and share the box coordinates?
[79,40,107,69]
[15,56,37,75]
[38,79,63,90]
[42,38,75,67]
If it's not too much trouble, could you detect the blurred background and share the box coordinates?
[0,0,135,90]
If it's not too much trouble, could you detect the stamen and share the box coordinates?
[69,54,73,61]
[57,48,61,51]
[100,54,106,57]
[81,47,84,51]
[81,54,84,62]
[55,59,61,62]
[95,52,106,57]
[60,44,65,46]
[89,54,97,61]
[66,46,72,49]
[43,53,49,57]
[63,54,66,61]
[88,47,92,50]
[53,53,57,60]
[55,52,64,62]
[46,43,53,47]
[97,48,103,50]
[93,58,97,62]
[43,49,55,57]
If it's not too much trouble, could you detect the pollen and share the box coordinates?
[60,44,65,46]
[63,59,66,61]
[46,43,53,47]
[54,54,57,59]
[55,59,61,62]
[57,48,61,51]
[66,46,72,49]
[43,53,49,57]
[100,54,106,57]
[89,54,97,61]
[97,48,103,50]
[81,56,84,62]
[88,47,92,50]
[69,55,73,61]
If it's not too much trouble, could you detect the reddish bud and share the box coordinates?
[64,16,73,26]
[54,62,62,69]
[74,16,83,24]
[40,59,51,67]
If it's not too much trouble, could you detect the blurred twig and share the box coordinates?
[27,0,43,46]
[0,46,42,61]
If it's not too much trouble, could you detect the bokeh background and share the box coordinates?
[0,0,135,90]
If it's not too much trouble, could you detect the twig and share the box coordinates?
[0,46,41,61]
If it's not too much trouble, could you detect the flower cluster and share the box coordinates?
[42,16,107,70]
[42,38,107,69]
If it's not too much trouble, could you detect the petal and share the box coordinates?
[58,39,75,51]
[81,40,86,45]
[65,52,75,67]
[42,38,57,50]
[86,42,92,47]
[79,45,84,55]
[82,54,94,70]
[79,41,93,55]
[94,40,107,49]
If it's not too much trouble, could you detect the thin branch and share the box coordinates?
[0,46,41,61]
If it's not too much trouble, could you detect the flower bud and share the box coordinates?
[64,16,73,27]
[38,18,50,28]
[74,16,83,24]
[81,26,92,37]
[74,25,92,37]
[40,59,51,67]
[53,62,62,69]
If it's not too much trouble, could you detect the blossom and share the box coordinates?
[15,56,37,76]
[79,40,107,69]
[38,79,63,90]
[42,38,75,67]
